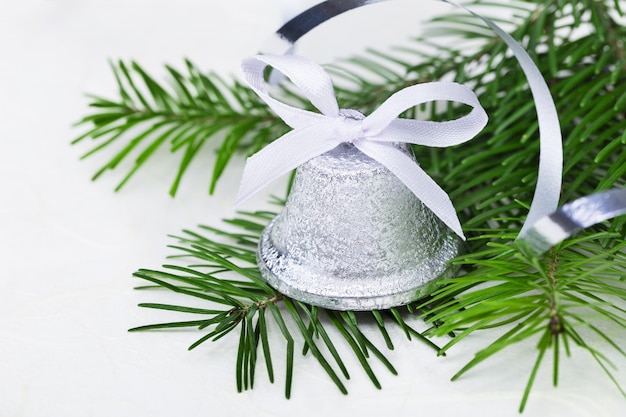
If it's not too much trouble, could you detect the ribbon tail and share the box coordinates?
[518,188,626,254]
[356,141,465,239]
[235,126,339,208]
[441,0,563,236]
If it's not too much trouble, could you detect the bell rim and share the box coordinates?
[256,217,462,311]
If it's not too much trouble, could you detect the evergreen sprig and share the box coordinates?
[129,209,626,409]
[129,210,440,398]
[419,229,626,412]
[72,60,287,195]
[73,0,626,208]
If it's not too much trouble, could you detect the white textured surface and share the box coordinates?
[0,1,624,416]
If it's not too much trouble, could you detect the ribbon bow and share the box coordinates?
[235,54,489,239]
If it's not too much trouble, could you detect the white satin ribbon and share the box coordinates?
[262,0,564,239]
[235,54,488,239]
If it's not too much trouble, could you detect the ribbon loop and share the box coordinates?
[236,54,489,239]
[242,55,338,128]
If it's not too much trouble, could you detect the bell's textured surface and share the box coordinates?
[257,143,462,310]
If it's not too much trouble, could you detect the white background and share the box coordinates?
[1,1,624,416]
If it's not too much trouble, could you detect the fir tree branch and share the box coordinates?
[417,229,626,411]
[73,59,288,196]
[74,0,626,212]
[85,0,626,410]
[130,211,440,398]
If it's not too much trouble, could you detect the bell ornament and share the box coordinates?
[257,142,462,311]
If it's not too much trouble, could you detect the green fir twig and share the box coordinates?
[129,211,438,398]
[418,231,626,412]
[73,60,288,196]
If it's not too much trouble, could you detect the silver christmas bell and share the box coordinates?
[257,142,463,311]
